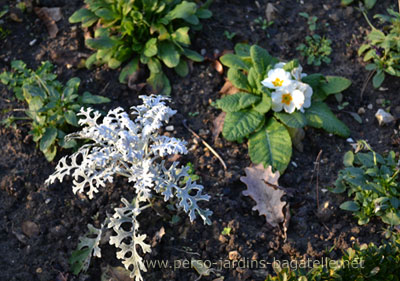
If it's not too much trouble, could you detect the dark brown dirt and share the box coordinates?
[1,0,400,280]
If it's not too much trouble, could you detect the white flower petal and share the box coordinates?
[284,102,296,114]
[292,90,305,110]
[274,62,286,69]
[263,68,293,89]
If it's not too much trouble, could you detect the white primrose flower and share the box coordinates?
[271,83,305,114]
[261,68,293,89]
[46,95,212,281]
[295,81,313,110]
[291,64,308,81]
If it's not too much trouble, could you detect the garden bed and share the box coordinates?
[0,0,399,280]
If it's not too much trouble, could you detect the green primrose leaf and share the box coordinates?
[222,110,264,141]
[274,111,307,128]
[248,118,292,174]
[227,68,249,91]
[321,76,352,95]
[220,53,250,71]
[305,102,350,137]
[215,92,260,112]
[253,91,271,114]
[250,45,273,75]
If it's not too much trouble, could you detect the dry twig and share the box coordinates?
[310,150,323,210]
[182,120,227,170]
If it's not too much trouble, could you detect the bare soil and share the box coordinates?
[1,0,400,280]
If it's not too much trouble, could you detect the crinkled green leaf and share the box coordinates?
[215,92,260,112]
[222,110,264,141]
[227,68,249,91]
[220,53,250,71]
[274,111,307,128]
[305,102,350,137]
[250,45,273,75]
[248,118,292,173]
[321,76,352,95]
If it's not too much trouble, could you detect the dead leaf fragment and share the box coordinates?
[21,220,39,237]
[34,7,62,38]
[101,265,132,281]
[265,3,277,22]
[9,8,23,22]
[213,60,224,74]
[55,272,69,281]
[282,203,290,241]
[219,79,240,95]
[240,164,286,228]
[212,112,226,142]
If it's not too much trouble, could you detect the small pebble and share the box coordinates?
[357,107,365,115]
[229,250,240,260]
[165,125,174,131]
[45,198,51,204]
[367,104,373,110]
[375,109,395,126]
[346,138,354,143]
[29,39,37,46]
[291,161,298,168]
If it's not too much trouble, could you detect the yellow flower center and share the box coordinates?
[272,78,284,87]
[281,93,292,105]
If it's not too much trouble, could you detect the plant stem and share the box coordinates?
[361,9,376,30]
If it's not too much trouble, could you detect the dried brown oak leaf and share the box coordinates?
[240,164,286,228]
[212,112,226,142]
[219,79,240,95]
[34,7,62,38]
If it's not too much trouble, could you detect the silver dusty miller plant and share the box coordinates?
[46,95,212,280]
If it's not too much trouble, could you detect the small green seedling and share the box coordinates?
[0,60,110,161]
[224,30,236,40]
[341,0,377,10]
[297,34,332,66]
[359,8,400,88]
[69,0,212,95]
[221,227,231,236]
[299,12,318,31]
[266,232,400,280]
[330,140,400,226]
[254,16,274,31]
[0,5,9,39]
